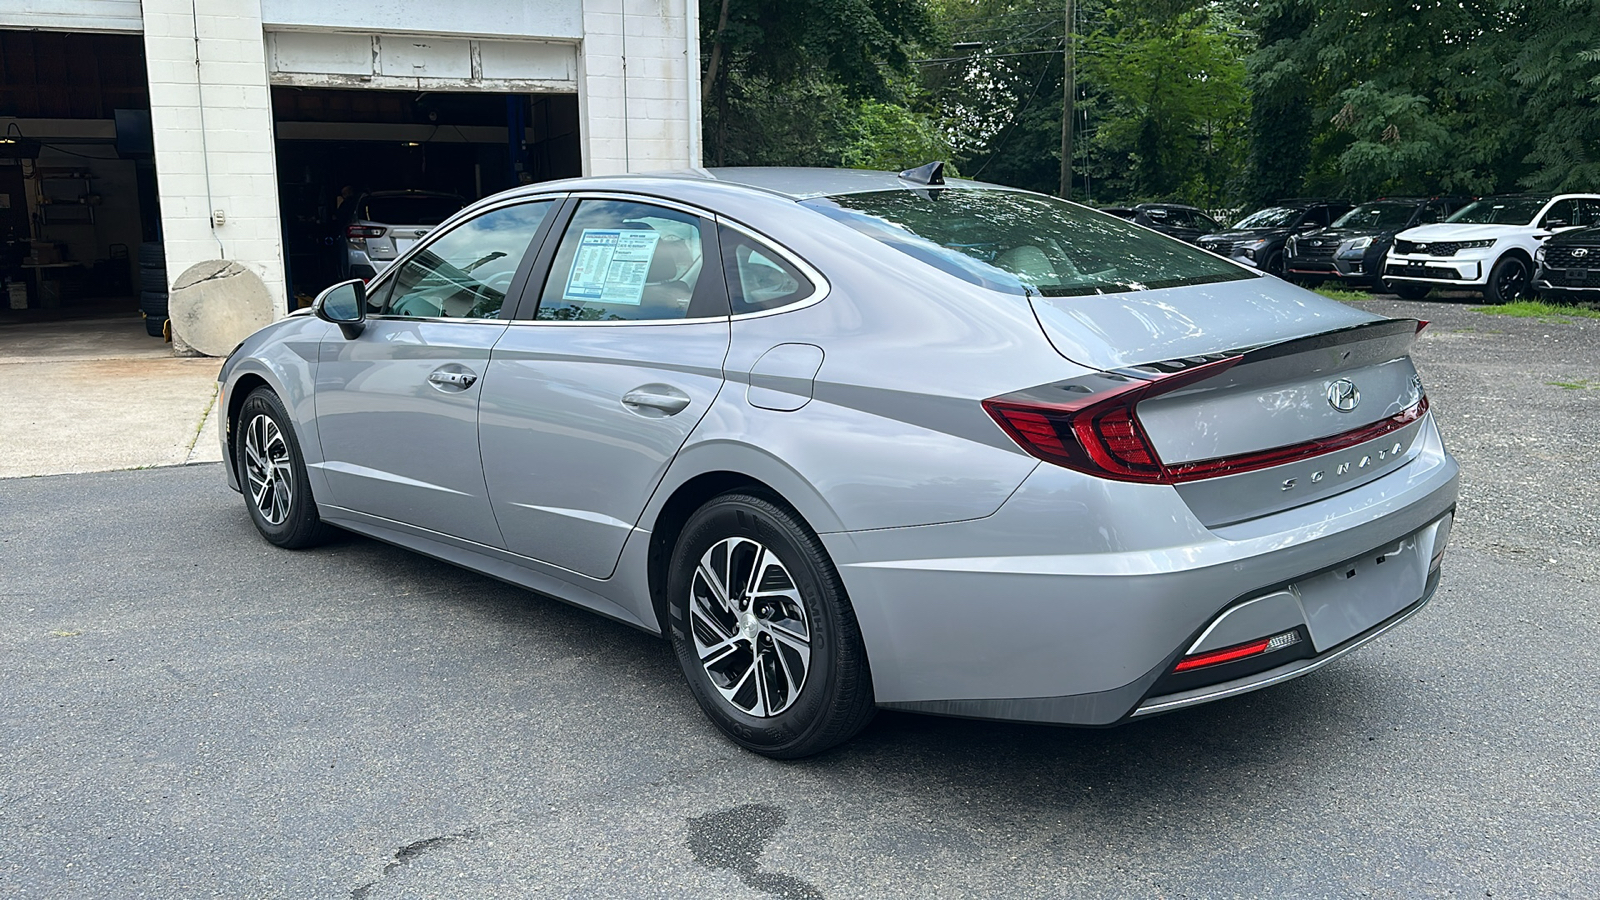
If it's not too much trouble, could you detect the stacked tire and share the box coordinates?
[138,242,168,338]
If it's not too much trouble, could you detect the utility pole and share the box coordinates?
[1059,0,1074,199]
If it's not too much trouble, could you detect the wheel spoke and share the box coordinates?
[695,562,734,615]
[750,647,771,717]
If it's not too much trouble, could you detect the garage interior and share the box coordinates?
[273,87,581,304]
[0,29,158,327]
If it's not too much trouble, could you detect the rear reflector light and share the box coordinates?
[346,225,387,240]
[1174,630,1301,672]
[984,364,1427,484]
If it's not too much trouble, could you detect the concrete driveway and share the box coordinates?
[0,316,224,478]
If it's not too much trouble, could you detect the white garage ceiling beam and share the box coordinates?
[266,32,578,92]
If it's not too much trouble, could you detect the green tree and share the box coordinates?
[1080,7,1248,207]
[700,0,938,166]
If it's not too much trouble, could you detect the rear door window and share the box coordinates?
[718,226,816,314]
[535,199,725,321]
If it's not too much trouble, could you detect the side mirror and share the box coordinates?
[314,279,367,339]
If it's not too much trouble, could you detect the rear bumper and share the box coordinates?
[824,415,1459,725]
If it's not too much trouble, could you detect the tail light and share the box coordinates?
[346,225,387,242]
[983,355,1428,484]
[982,356,1238,484]
[1173,630,1301,672]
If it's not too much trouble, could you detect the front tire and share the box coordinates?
[667,493,874,758]
[236,387,332,549]
[1483,255,1531,304]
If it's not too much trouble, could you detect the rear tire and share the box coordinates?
[236,387,332,549]
[1483,255,1530,305]
[667,492,875,758]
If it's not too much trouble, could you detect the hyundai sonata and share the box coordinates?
[219,164,1458,757]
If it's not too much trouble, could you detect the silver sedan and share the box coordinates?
[219,166,1458,757]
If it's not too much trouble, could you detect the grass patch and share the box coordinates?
[1314,287,1376,303]
[1478,300,1600,320]
[1547,378,1599,391]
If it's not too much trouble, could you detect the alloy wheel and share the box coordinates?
[243,413,294,526]
[1496,259,1528,300]
[688,536,812,717]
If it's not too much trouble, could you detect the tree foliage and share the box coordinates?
[700,0,1600,211]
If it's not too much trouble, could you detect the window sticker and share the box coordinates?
[562,228,661,306]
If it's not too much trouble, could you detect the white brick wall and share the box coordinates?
[142,0,288,313]
[580,0,700,174]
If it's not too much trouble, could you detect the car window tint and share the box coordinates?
[1542,199,1578,228]
[536,199,718,322]
[803,189,1252,297]
[1413,204,1444,225]
[1576,199,1600,227]
[379,200,554,319]
[719,226,815,314]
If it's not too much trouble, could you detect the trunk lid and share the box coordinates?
[1013,283,1428,526]
[1028,276,1378,371]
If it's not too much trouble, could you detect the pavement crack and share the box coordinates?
[350,828,478,900]
[688,804,822,900]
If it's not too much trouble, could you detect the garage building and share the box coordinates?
[0,0,700,334]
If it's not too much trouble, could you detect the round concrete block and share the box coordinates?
[168,261,275,358]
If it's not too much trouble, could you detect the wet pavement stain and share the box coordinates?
[350,829,478,900]
[687,804,823,899]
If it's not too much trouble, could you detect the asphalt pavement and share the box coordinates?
[1,295,1597,898]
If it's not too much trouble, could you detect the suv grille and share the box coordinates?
[1545,267,1600,288]
[1291,240,1338,263]
[1394,239,1463,257]
[1387,264,1462,280]
[1199,239,1235,256]
[1543,246,1600,268]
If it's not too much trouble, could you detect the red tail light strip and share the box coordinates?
[1173,637,1272,671]
[983,364,1428,485]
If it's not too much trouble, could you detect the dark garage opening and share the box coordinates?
[272,87,581,304]
[0,30,159,327]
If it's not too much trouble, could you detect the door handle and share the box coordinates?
[621,385,691,416]
[428,370,478,388]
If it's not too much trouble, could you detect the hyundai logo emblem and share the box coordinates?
[1575,248,1590,258]
[1328,378,1361,412]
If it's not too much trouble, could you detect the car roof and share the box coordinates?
[692,166,1008,200]
[360,189,465,200]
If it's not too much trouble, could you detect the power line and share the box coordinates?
[971,41,1061,180]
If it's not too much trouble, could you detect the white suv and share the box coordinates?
[1383,194,1600,302]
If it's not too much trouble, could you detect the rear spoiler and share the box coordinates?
[1114,318,1426,383]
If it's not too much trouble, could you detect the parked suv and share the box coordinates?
[1285,197,1470,288]
[1101,203,1222,244]
[1197,199,1354,277]
[340,190,467,280]
[1384,194,1600,302]
[1534,224,1600,300]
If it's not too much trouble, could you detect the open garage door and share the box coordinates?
[266,32,582,304]
[0,30,160,331]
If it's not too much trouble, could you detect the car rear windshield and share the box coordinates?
[1333,202,1415,230]
[801,189,1253,297]
[1447,197,1546,226]
[361,196,464,225]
